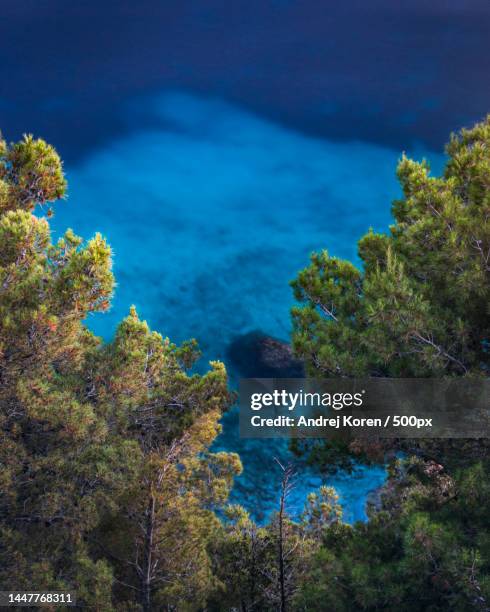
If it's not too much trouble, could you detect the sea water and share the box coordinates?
[49,92,444,523]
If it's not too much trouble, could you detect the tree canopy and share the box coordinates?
[0,133,241,610]
[291,116,490,378]
[289,118,490,610]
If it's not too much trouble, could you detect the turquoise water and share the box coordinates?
[49,92,444,523]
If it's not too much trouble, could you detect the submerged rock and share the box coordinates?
[227,330,304,378]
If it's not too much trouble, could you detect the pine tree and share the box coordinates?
[0,133,121,604]
[92,310,241,610]
[291,116,490,378]
[290,117,490,611]
[0,133,241,609]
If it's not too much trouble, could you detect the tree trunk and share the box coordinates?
[141,494,156,612]
[278,473,286,612]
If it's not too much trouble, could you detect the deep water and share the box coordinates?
[2,2,490,160]
[46,92,444,523]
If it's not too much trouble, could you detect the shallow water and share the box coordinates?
[49,92,444,523]
[214,408,388,524]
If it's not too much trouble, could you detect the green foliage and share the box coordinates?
[210,489,324,611]
[295,460,490,611]
[0,133,66,212]
[292,116,490,377]
[209,506,278,609]
[0,133,240,610]
[300,485,343,540]
[289,117,490,611]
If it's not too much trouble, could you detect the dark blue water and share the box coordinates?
[2,1,489,522]
[2,1,490,158]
